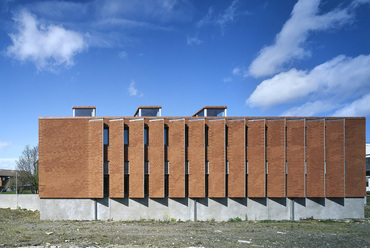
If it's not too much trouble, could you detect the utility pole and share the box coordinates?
[16,171,18,207]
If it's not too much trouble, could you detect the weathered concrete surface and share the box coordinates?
[0,194,39,211]
[40,198,95,220]
[38,197,365,221]
[294,197,364,220]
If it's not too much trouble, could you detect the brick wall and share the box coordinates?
[39,117,366,199]
[227,119,245,198]
[128,119,144,198]
[208,119,226,198]
[247,119,266,197]
[286,120,305,197]
[266,120,285,198]
[326,120,345,197]
[148,119,165,198]
[188,119,205,198]
[306,120,325,197]
[39,118,103,198]
[345,119,366,197]
[108,119,124,198]
[168,119,185,198]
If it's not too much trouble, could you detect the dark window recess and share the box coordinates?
[75,108,94,117]
[165,175,169,197]
[104,175,109,197]
[141,108,159,117]
[144,175,149,197]
[185,174,189,197]
[124,162,129,174]
[165,162,169,175]
[265,125,268,147]
[225,125,228,147]
[245,126,248,147]
[185,125,189,147]
[144,125,149,146]
[144,162,149,175]
[205,125,209,147]
[124,175,129,197]
[124,127,129,146]
[205,174,209,197]
[164,125,169,146]
[225,174,228,197]
[104,161,109,175]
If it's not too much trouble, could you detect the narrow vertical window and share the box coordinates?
[245,125,248,147]
[265,125,268,147]
[104,128,109,146]
[225,125,228,147]
[205,125,209,147]
[144,125,149,146]
[185,125,189,147]
[124,127,129,146]
[164,125,169,146]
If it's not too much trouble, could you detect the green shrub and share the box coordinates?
[228,217,243,222]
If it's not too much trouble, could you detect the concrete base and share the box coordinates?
[39,197,365,221]
[0,194,39,211]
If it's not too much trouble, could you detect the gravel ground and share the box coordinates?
[0,208,370,248]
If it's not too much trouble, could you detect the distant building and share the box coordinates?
[0,170,16,188]
[38,106,366,220]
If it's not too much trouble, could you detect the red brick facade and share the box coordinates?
[39,115,366,199]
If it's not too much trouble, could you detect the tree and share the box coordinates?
[15,145,38,193]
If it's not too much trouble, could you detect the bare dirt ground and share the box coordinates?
[0,207,369,248]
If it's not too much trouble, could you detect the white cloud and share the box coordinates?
[128,81,138,96]
[0,142,10,150]
[249,0,357,78]
[247,68,315,108]
[332,94,370,117]
[232,67,241,76]
[282,100,337,116]
[128,80,143,97]
[6,10,86,71]
[187,36,203,45]
[216,0,239,34]
[0,158,17,170]
[246,54,370,115]
[196,7,214,28]
[196,0,240,34]
[223,77,232,83]
[98,0,193,23]
[118,51,128,59]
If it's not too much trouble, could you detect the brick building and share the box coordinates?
[38,106,366,220]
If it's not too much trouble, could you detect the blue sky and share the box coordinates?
[1,0,370,170]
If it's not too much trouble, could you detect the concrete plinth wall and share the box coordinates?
[39,197,364,221]
[0,194,39,211]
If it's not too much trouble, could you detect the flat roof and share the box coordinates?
[0,169,16,177]
[192,106,227,117]
[134,106,162,117]
[72,106,96,109]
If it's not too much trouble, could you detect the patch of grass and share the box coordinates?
[258,219,275,223]
[0,208,39,221]
[318,219,337,223]
[227,217,243,222]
